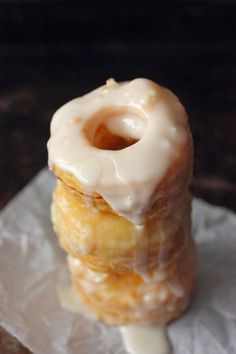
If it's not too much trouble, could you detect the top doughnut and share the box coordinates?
[47,78,193,224]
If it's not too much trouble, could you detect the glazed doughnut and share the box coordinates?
[47,78,197,325]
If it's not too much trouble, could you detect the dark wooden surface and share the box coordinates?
[0,1,236,353]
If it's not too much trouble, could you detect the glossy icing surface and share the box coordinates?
[48,78,190,224]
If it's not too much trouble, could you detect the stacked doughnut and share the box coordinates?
[48,78,197,325]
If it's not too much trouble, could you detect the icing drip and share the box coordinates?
[120,325,170,354]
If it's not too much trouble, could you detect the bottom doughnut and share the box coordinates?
[68,237,197,325]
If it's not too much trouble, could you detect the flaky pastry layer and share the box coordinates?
[52,181,192,271]
[68,236,197,325]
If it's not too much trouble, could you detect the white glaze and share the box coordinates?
[48,78,189,224]
[68,256,108,283]
[120,325,170,354]
[106,113,145,140]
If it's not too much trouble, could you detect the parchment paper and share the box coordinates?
[0,169,235,354]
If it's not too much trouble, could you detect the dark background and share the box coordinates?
[0,1,236,352]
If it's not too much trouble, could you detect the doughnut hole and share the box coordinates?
[84,107,147,151]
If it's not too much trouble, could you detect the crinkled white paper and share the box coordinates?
[0,169,236,354]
